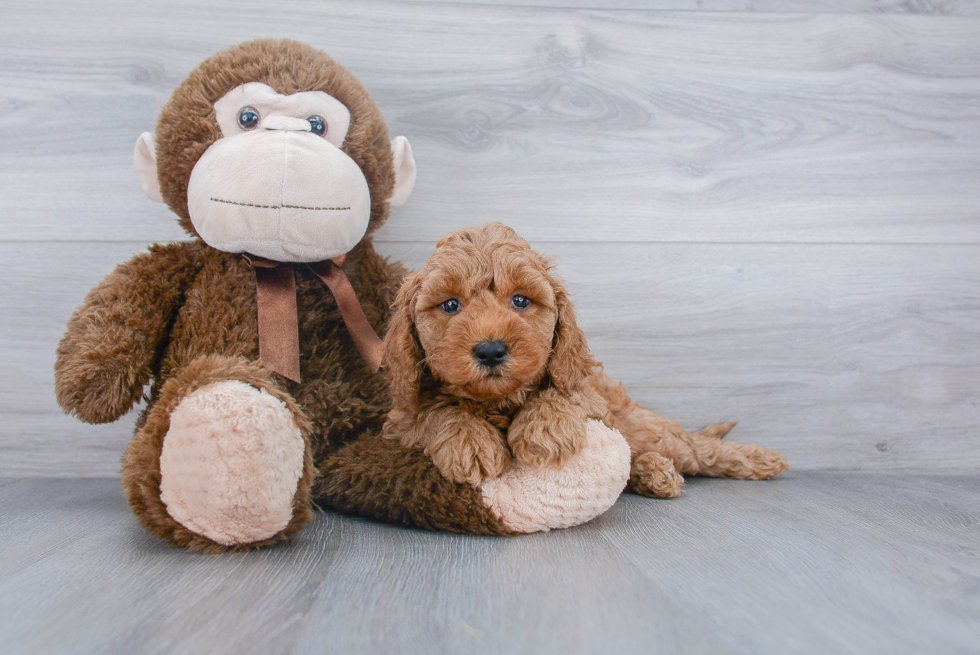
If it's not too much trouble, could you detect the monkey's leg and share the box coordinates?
[314,419,631,535]
[122,356,315,553]
[593,372,789,488]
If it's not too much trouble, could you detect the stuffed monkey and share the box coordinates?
[55,40,630,552]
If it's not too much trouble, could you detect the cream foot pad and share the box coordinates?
[159,380,305,545]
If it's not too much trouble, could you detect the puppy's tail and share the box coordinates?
[591,372,788,480]
[695,421,736,440]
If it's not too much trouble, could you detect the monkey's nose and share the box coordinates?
[473,340,509,369]
[262,115,312,132]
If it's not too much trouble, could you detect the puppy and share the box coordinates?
[382,223,788,497]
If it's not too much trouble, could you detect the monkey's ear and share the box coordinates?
[388,136,416,207]
[133,132,164,203]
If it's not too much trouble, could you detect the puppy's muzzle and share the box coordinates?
[473,340,508,369]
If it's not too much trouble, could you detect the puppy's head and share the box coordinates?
[384,223,595,420]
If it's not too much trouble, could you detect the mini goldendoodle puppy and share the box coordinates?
[382,223,788,497]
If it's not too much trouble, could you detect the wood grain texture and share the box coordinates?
[1,474,978,654]
[0,242,980,476]
[0,414,136,478]
[604,472,980,654]
[0,2,978,243]
[1,0,978,475]
[5,240,977,475]
[409,0,980,15]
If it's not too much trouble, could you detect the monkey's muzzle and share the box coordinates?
[186,129,371,263]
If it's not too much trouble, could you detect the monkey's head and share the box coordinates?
[134,39,416,262]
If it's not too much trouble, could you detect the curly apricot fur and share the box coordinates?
[382,223,789,493]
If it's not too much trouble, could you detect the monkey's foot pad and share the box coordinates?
[159,380,306,545]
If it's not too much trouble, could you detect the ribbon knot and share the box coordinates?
[246,254,383,383]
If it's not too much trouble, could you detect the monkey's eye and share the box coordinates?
[307,115,327,136]
[512,295,530,310]
[441,299,461,315]
[237,107,260,130]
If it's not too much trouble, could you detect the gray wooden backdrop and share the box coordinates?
[1,0,977,477]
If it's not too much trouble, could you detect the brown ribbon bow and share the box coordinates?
[245,254,383,383]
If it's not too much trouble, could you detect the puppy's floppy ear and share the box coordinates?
[382,271,425,429]
[547,277,597,395]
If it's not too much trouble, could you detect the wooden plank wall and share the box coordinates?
[420,0,980,13]
[1,0,977,476]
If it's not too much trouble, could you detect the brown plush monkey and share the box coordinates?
[55,40,632,552]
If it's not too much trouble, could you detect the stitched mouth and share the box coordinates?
[210,197,350,211]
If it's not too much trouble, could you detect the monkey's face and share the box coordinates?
[133,40,417,263]
[184,83,370,262]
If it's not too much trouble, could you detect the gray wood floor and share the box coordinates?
[1,472,978,654]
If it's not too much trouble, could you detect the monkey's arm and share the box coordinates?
[55,242,201,424]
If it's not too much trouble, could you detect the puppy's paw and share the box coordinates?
[628,452,684,498]
[427,420,511,486]
[737,444,790,480]
[508,411,587,471]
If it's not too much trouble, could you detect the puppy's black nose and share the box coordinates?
[473,340,508,369]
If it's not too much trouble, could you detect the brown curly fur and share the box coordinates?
[382,223,790,496]
[55,40,515,550]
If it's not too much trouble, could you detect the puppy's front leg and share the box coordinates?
[409,407,512,485]
[508,388,604,470]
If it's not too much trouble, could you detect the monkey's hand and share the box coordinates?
[508,387,607,470]
[55,243,199,424]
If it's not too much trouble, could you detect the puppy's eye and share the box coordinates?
[512,294,530,310]
[441,299,461,315]
[237,107,260,130]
